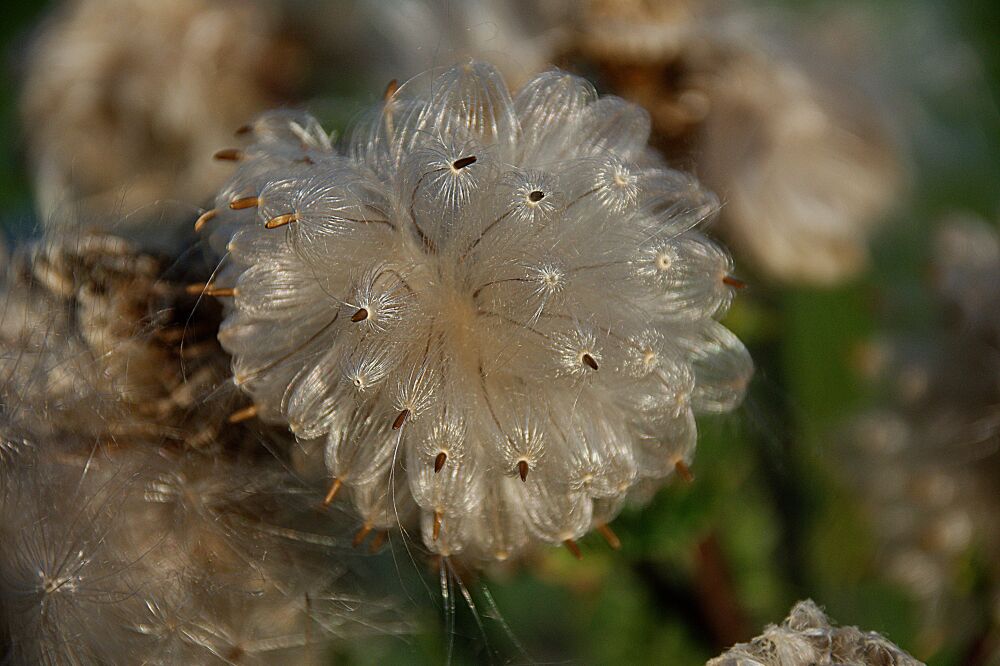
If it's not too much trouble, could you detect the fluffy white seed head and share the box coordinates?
[20,0,299,242]
[708,599,922,666]
[572,0,903,284]
[207,62,752,563]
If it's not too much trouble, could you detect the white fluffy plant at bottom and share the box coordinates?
[200,61,753,564]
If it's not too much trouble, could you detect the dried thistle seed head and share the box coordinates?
[20,0,302,241]
[207,62,752,563]
[568,0,902,285]
[0,444,409,665]
[0,229,264,456]
[708,600,922,666]
[696,47,901,285]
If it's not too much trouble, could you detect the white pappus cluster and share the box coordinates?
[708,600,922,666]
[201,62,753,562]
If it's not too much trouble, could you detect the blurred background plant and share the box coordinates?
[1,0,998,664]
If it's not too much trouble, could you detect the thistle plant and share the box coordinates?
[0,230,409,663]
[198,62,752,563]
[20,0,300,238]
[709,600,922,666]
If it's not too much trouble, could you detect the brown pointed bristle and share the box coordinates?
[392,409,409,430]
[433,510,443,541]
[227,404,258,424]
[323,478,342,506]
[204,286,237,298]
[434,452,447,473]
[383,78,399,101]
[353,523,373,548]
[350,307,369,322]
[265,212,298,229]
[235,124,253,136]
[597,523,622,550]
[722,275,747,289]
[563,539,582,560]
[369,530,388,553]
[194,208,217,232]
[674,460,694,483]
[452,155,477,170]
[213,148,244,162]
[517,460,529,482]
[229,196,259,210]
[582,353,599,370]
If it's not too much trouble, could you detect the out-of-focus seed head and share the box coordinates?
[20,0,302,243]
[708,600,923,666]
[0,230,241,451]
[205,62,752,563]
[571,0,904,285]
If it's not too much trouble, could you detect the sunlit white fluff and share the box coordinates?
[204,62,752,562]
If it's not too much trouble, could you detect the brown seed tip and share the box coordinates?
[350,307,369,323]
[229,196,259,210]
[369,530,388,553]
[452,155,477,170]
[185,282,209,295]
[528,190,545,202]
[722,275,747,289]
[674,460,694,483]
[227,404,259,424]
[323,478,343,506]
[213,148,244,162]
[383,78,399,101]
[517,460,529,482]
[563,539,583,560]
[205,286,236,298]
[234,124,253,136]
[434,451,447,473]
[582,353,599,370]
[597,523,622,550]
[265,212,298,229]
[392,409,409,430]
[353,523,373,548]
[194,208,217,232]
[433,510,443,541]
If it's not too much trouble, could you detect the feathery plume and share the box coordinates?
[202,62,752,563]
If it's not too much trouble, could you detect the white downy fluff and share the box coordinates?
[202,62,752,563]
